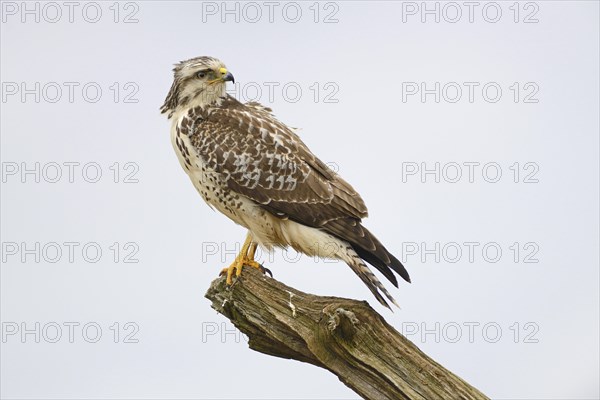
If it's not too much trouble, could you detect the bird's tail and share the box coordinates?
[325,218,411,288]
[343,245,399,310]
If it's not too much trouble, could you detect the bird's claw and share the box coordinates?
[260,264,273,278]
[219,259,272,284]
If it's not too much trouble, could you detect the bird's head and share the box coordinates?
[161,56,235,118]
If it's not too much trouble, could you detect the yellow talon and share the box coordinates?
[220,258,262,285]
[219,233,263,285]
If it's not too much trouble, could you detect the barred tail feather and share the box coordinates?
[344,246,399,310]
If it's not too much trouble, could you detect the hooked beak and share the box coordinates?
[219,67,235,84]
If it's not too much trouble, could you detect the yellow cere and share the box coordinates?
[219,67,228,75]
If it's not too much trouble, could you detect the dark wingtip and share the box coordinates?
[387,253,411,284]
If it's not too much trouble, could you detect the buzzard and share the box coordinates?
[161,56,410,309]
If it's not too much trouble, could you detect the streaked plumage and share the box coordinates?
[162,56,410,308]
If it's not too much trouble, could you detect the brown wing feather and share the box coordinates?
[189,96,367,226]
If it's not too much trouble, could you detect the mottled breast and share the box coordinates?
[171,107,246,223]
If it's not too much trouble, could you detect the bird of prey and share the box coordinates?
[161,56,410,309]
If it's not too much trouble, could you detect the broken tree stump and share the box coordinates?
[205,267,490,400]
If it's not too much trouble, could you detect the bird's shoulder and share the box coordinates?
[185,97,319,172]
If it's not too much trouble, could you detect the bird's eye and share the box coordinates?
[197,71,207,79]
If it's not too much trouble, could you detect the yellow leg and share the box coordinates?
[219,233,262,285]
[247,242,258,260]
